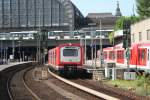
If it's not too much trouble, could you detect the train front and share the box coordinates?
[60,44,83,76]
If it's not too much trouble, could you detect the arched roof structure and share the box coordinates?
[0,0,84,32]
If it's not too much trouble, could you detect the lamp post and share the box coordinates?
[5,47,8,63]
[18,40,21,62]
[36,9,42,64]
[99,19,103,67]
[36,32,39,62]
[84,31,87,64]
[94,38,97,68]
[12,34,15,60]
[88,23,96,67]
[41,29,48,65]
[22,51,24,62]
[37,31,41,63]
[3,48,5,62]
[0,39,2,59]
[80,33,83,46]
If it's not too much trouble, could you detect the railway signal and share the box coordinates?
[126,47,130,60]
[123,19,131,71]
[123,20,131,49]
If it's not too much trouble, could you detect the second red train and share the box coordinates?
[102,43,150,73]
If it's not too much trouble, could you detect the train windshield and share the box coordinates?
[63,49,78,56]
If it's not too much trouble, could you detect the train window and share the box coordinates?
[63,49,78,56]
[109,51,115,59]
[117,50,123,59]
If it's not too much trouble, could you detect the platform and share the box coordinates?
[0,62,32,71]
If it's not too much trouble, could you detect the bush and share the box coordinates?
[135,73,150,96]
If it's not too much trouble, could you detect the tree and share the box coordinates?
[130,16,140,23]
[110,16,139,45]
[108,31,114,45]
[136,0,150,18]
[114,16,139,31]
[114,17,125,30]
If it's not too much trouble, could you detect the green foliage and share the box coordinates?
[114,16,140,31]
[107,73,150,96]
[135,74,150,96]
[114,17,125,30]
[108,31,114,44]
[130,16,140,23]
[136,0,150,19]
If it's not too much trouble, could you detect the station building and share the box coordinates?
[0,0,85,32]
[0,0,122,32]
[0,0,122,61]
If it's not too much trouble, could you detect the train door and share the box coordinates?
[109,51,115,62]
[130,48,137,65]
[138,48,147,66]
[117,50,124,64]
[147,49,150,67]
[131,44,138,67]
[129,48,132,64]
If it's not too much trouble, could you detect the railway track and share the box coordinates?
[0,63,35,100]
[48,68,150,100]
[9,66,72,100]
[5,64,150,100]
[9,67,40,100]
[48,68,119,100]
[23,67,103,100]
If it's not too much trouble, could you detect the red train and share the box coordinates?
[48,43,84,75]
[102,43,150,73]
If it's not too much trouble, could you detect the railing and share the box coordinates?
[0,30,111,40]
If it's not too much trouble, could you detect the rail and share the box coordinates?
[7,64,41,100]
[48,68,119,100]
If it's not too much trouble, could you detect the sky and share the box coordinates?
[71,0,136,17]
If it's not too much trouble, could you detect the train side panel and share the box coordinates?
[56,47,61,66]
[102,43,150,73]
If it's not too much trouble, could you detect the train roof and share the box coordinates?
[138,43,150,47]
[48,43,81,52]
[103,43,123,51]
[103,43,150,51]
[103,47,113,50]
[57,43,81,47]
